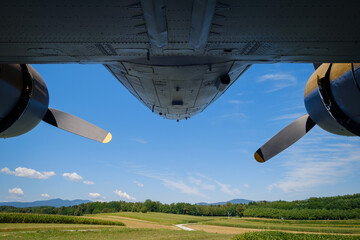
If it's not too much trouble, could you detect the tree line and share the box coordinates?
[0,193,359,220]
[0,200,246,218]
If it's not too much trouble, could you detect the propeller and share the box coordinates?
[254,114,315,163]
[42,108,112,143]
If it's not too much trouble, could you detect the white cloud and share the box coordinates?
[1,167,55,179]
[133,138,147,144]
[114,190,136,201]
[41,193,50,198]
[63,172,83,182]
[268,131,360,193]
[258,73,297,92]
[271,113,303,121]
[83,180,94,185]
[9,187,24,196]
[243,183,249,188]
[88,192,103,200]
[133,180,144,187]
[1,168,11,174]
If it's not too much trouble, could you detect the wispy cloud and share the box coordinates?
[133,180,144,187]
[228,100,252,105]
[114,190,136,201]
[137,169,242,199]
[268,131,360,193]
[137,171,208,198]
[258,73,297,92]
[161,178,207,198]
[63,172,83,182]
[83,180,94,185]
[41,193,50,198]
[188,176,216,191]
[243,183,249,188]
[133,138,147,144]
[221,113,247,119]
[271,113,303,121]
[1,167,55,179]
[281,105,305,112]
[193,173,242,196]
[216,181,242,196]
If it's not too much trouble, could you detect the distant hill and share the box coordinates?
[0,198,91,208]
[197,198,252,205]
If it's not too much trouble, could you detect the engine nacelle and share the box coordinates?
[0,64,49,138]
[304,63,360,136]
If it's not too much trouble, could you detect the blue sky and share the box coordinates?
[1,63,359,204]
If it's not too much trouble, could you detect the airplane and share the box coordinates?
[0,0,359,162]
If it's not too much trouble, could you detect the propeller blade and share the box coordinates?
[42,108,112,143]
[254,114,315,163]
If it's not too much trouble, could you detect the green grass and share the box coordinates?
[95,212,217,225]
[206,217,360,234]
[0,228,233,240]
[232,231,360,240]
[0,213,125,226]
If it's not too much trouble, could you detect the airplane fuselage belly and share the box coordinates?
[106,58,250,120]
[1,1,360,121]
[1,1,360,64]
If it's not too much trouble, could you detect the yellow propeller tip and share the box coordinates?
[102,132,112,143]
[254,152,265,163]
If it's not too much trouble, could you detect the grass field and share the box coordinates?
[1,212,360,239]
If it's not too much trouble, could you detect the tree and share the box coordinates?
[225,202,234,218]
[140,206,147,213]
[236,204,246,217]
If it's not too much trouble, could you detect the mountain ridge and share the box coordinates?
[197,198,252,205]
[0,198,91,208]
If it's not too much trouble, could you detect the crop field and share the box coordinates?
[233,231,360,240]
[1,212,360,239]
[205,217,360,234]
[92,212,216,224]
[0,213,124,226]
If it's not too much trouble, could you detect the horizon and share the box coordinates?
[1,63,359,204]
[2,193,359,204]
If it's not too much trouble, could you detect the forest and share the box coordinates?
[0,193,359,220]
